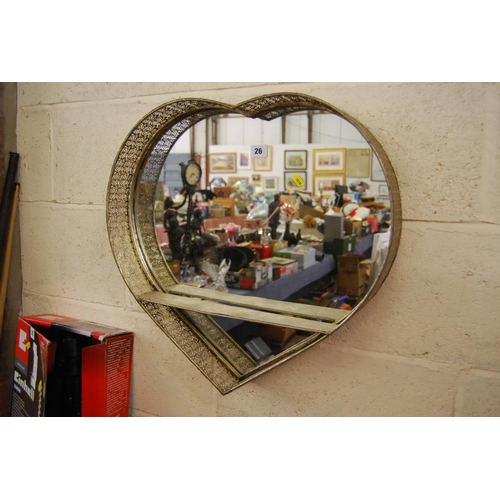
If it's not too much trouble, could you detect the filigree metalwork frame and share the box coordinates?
[106,93,402,394]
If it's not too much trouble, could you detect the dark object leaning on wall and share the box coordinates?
[0,82,22,417]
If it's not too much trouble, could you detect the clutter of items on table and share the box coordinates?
[157,176,391,302]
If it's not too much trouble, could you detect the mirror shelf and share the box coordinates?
[107,93,402,394]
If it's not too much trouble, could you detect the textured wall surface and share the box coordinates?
[16,82,500,416]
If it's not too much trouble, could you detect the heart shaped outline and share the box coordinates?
[107,93,402,394]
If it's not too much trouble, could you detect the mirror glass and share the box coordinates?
[151,110,392,362]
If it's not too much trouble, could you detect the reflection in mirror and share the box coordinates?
[152,110,392,363]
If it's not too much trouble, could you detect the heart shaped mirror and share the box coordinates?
[107,93,401,394]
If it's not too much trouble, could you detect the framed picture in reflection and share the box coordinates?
[252,146,273,171]
[371,155,385,182]
[228,176,249,187]
[379,184,389,195]
[209,153,237,174]
[284,150,307,170]
[313,175,345,197]
[238,152,251,170]
[284,171,307,190]
[346,148,371,178]
[263,176,278,191]
[313,148,346,173]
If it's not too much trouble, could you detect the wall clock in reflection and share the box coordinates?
[106,93,401,394]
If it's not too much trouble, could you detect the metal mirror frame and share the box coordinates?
[106,93,402,394]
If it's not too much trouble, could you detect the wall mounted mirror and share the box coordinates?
[107,93,401,394]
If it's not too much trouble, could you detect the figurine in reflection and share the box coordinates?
[190,207,205,238]
[194,189,216,202]
[284,221,300,246]
[163,197,184,262]
[163,196,173,213]
[163,196,176,229]
[182,234,204,271]
[188,207,214,270]
[167,215,185,262]
[225,222,238,247]
[268,193,281,239]
[280,202,297,246]
[184,208,217,272]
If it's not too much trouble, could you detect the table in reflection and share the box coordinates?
[214,255,334,332]
[213,234,373,332]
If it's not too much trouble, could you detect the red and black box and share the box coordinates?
[11,314,134,417]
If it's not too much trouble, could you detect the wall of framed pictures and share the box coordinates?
[163,112,389,200]
[207,142,388,200]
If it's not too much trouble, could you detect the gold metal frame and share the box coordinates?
[106,93,402,394]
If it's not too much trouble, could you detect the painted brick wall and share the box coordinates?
[16,82,500,416]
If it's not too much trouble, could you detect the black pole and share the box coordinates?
[0,153,20,273]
